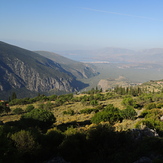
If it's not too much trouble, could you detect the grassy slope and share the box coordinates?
[2,80,163,131]
[0,93,141,132]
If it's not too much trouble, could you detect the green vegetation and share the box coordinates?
[1,84,163,162]
[13,107,24,115]
[21,108,56,128]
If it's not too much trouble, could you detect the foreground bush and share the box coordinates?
[11,130,39,155]
[21,109,56,129]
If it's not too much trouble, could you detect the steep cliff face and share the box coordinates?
[0,41,88,98]
[0,58,74,92]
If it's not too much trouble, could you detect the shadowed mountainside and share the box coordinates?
[35,51,99,79]
[0,41,95,99]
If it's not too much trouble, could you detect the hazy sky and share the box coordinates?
[1,0,163,51]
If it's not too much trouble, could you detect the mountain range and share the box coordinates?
[58,47,163,64]
[0,41,98,99]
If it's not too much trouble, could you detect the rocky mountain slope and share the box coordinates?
[0,42,97,99]
[35,51,99,79]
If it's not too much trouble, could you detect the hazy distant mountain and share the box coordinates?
[58,47,163,64]
[35,51,99,79]
[58,47,137,62]
[0,41,91,99]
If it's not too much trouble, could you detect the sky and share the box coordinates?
[1,0,163,51]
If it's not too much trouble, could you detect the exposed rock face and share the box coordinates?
[0,41,89,98]
[0,57,76,92]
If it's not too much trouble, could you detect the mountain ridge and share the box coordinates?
[58,47,163,64]
[35,51,99,79]
[0,41,95,99]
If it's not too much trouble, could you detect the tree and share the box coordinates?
[11,92,17,100]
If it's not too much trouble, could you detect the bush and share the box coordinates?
[59,132,87,162]
[48,94,58,101]
[63,109,74,115]
[21,109,56,128]
[0,104,11,114]
[121,106,137,120]
[145,103,156,110]
[139,109,149,118]
[25,105,35,112]
[144,109,163,119]
[156,103,163,109]
[38,102,54,111]
[90,100,98,106]
[91,109,122,124]
[10,130,39,155]
[80,108,97,114]
[122,96,136,107]
[13,108,24,115]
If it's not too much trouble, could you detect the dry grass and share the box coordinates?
[0,114,21,123]
[0,94,138,130]
[52,102,94,125]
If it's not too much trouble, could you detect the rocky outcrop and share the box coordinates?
[0,57,76,92]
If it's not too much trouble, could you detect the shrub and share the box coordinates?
[144,109,163,119]
[38,102,54,111]
[55,99,65,106]
[90,100,98,106]
[139,109,149,118]
[145,103,156,110]
[63,109,74,115]
[59,132,87,162]
[95,104,104,111]
[48,94,58,101]
[80,108,96,114]
[13,108,24,115]
[25,105,35,112]
[122,96,136,107]
[21,109,56,128]
[0,104,11,114]
[156,103,163,109]
[121,106,137,120]
[91,109,122,124]
[10,130,39,155]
